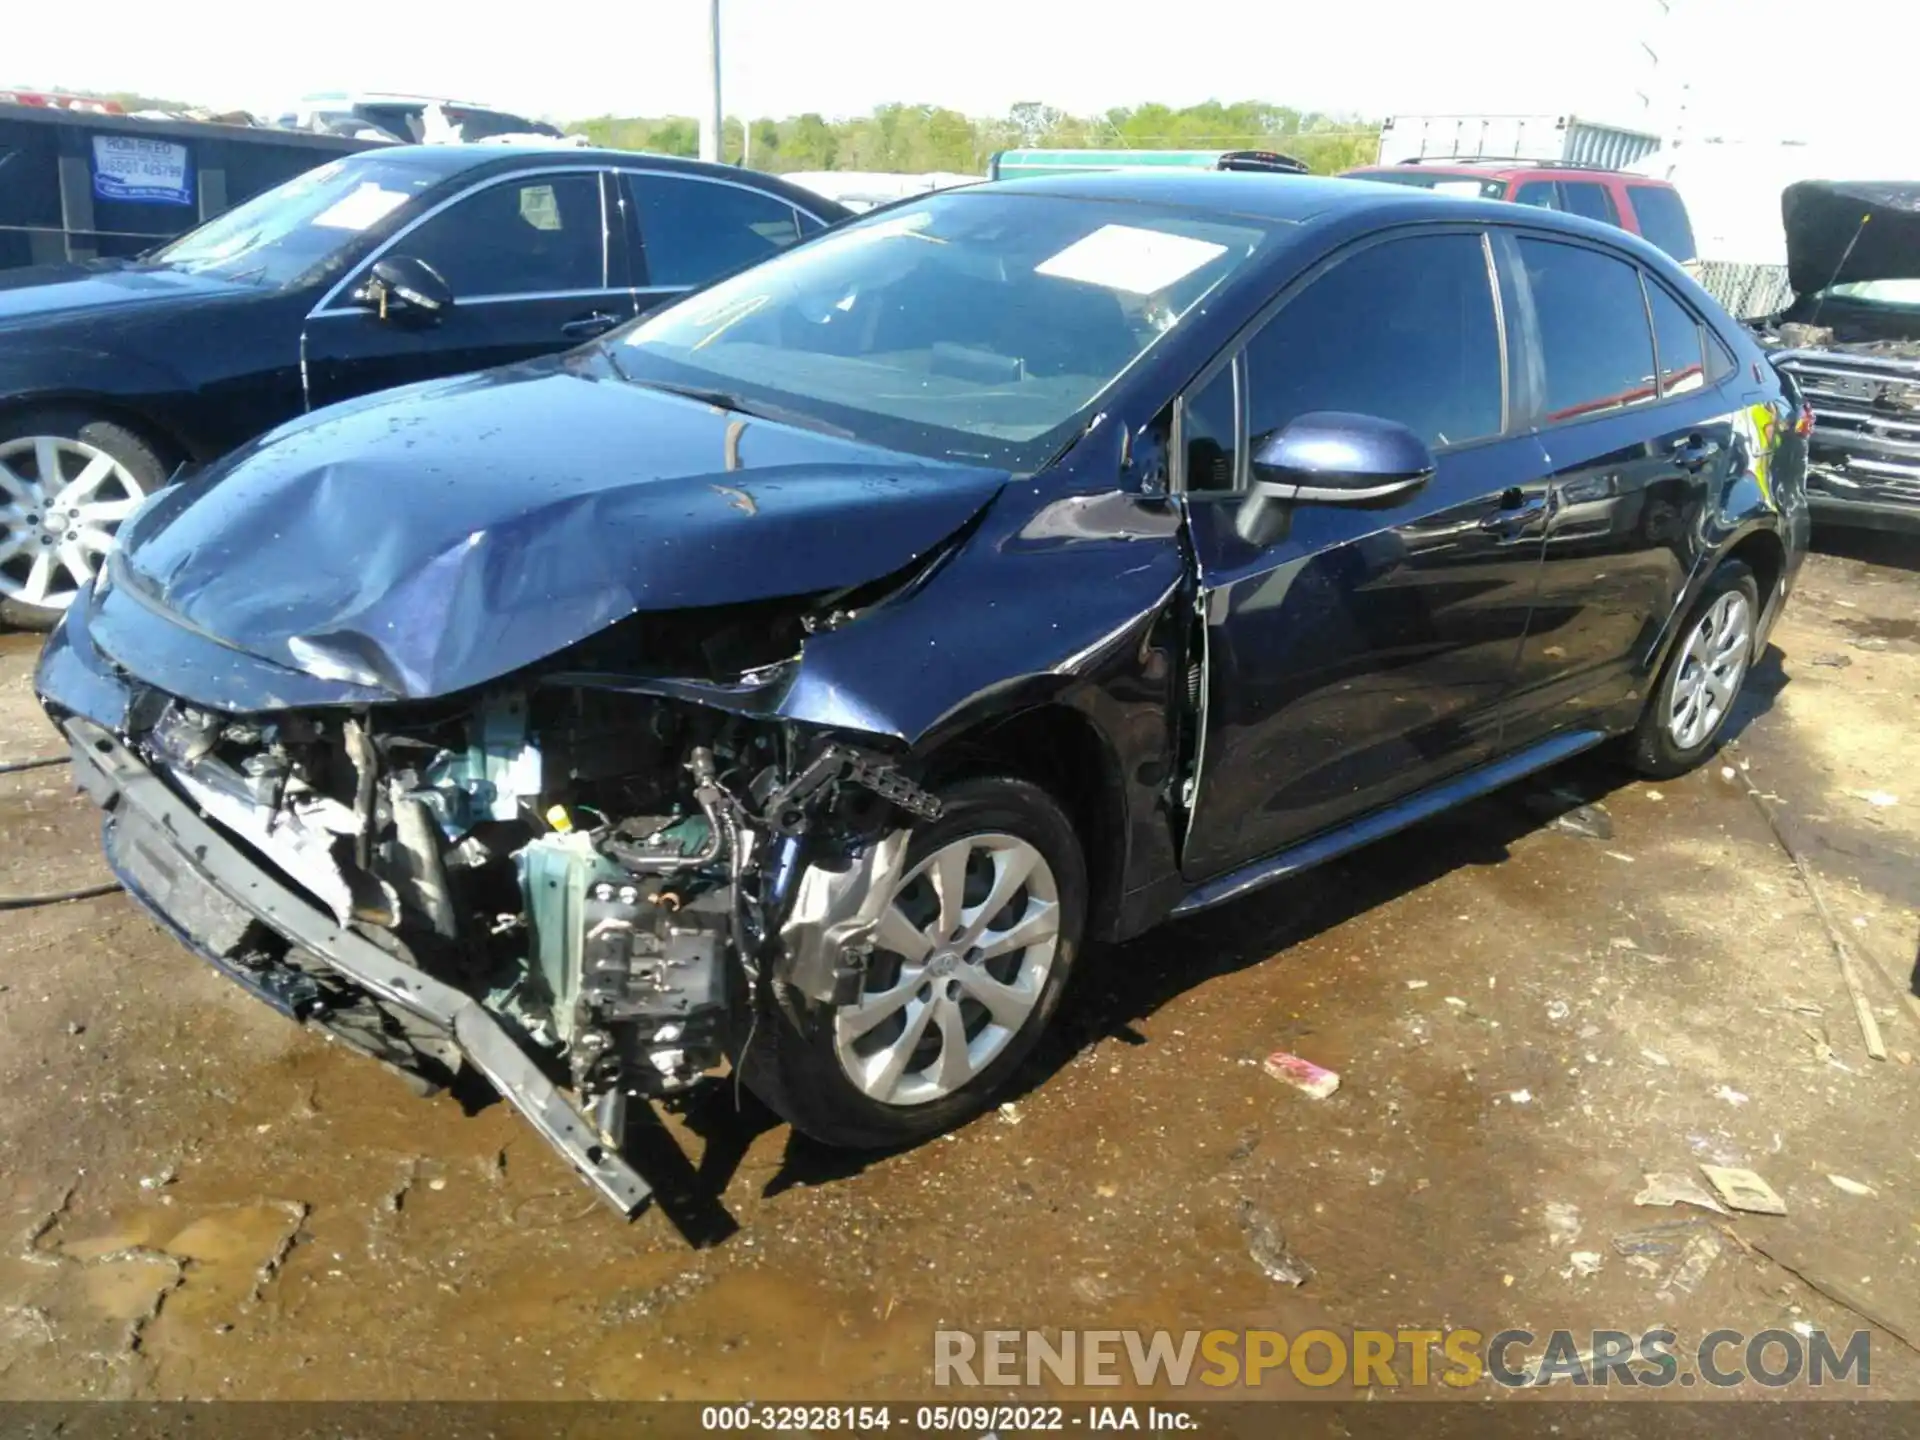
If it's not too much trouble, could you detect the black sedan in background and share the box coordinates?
[0,145,845,626]
[39,173,1808,1213]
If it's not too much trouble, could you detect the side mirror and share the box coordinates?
[356,255,453,321]
[1249,411,1436,504]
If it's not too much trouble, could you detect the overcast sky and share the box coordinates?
[9,0,1912,145]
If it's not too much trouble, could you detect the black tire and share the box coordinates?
[1626,559,1761,779]
[743,776,1087,1149]
[0,408,168,632]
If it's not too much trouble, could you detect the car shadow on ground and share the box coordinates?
[639,661,1791,1244]
[1724,641,1790,746]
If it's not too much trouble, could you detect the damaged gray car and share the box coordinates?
[1757,180,1920,534]
[37,173,1806,1216]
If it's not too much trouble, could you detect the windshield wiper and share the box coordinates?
[631,377,853,439]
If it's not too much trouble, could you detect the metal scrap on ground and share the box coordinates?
[1697,1165,1786,1215]
[1634,1171,1729,1215]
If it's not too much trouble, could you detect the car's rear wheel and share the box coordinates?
[744,776,1086,1149]
[1627,559,1760,778]
[0,410,164,631]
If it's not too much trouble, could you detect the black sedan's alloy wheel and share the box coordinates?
[0,410,165,631]
[1629,558,1761,779]
[745,776,1086,1148]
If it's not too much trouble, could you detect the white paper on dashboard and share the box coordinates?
[1035,224,1228,295]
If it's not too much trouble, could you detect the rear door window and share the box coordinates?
[1626,185,1698,262]
[627,173,809,288]
[1518,238,1658,423]
[1645,278,1707,395]
[1558,182,1621,226]
[1243,232,1504,451]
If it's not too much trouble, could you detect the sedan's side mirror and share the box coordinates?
[1251,411,1435,501]
[356,255,453,321]
[1237,411,1435,543]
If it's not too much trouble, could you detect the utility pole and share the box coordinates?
[700,0,723,163]
[1637,0,1693,153]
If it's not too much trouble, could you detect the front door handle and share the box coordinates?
[560,311,620,340]
[1480,494,1548,534]
[1670,435,1723,471]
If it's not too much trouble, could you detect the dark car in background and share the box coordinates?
[0,144,845,627]
[38,174,1806,1214]
[1345,158,1699,263]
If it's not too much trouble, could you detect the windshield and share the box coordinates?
[147,155,443,288]
[1822,279,1920,307]
[616,191,1277,470]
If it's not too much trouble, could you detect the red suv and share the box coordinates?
[1343,160,1698,264]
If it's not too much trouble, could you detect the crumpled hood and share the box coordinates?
[1783,180,1920,296]
[0,260,252,332]
[106,356,1008,701]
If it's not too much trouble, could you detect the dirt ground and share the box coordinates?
[0,535,1915,1406]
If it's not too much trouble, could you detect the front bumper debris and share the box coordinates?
[65,714,652,1217]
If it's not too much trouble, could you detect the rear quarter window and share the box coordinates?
[1645,278,1707,395]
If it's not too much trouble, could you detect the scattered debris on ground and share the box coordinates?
[1634,1172,1728,1215]
[1261,1051,1340,1099]
[1698,1165,1786,1215]
[1239,1200,1312,1286]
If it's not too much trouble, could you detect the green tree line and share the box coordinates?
[570,100,1380,176]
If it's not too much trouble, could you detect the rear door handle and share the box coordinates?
[1480,494,1548,533]
[1670,435,1723,471]
[560,311,620,340]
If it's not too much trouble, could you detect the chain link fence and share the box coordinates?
[1692,261,1794,320]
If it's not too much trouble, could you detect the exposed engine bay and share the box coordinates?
[126,682,939,1156]
[1748,179,1920,530]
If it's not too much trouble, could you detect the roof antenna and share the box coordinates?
[1808,210,1871,327]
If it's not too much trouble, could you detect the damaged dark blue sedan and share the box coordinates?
[37,174,1809,1215]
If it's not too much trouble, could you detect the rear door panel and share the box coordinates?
[1500,235,1741,742]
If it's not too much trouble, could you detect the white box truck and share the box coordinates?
[1376,114,1662,172]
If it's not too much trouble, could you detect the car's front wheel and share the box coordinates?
[744,776,1086,1149]
[0,409,164,630]
[1627,558,1761,778]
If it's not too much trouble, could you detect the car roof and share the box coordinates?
[952,169,1528,226]
[1347,162,1676,186]
[947,170,1691,274]
[343,145,852,216]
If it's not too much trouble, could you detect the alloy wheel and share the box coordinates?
[1667,589,1752,751]
[833,832,1062,1107]
[0,436,148,615]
